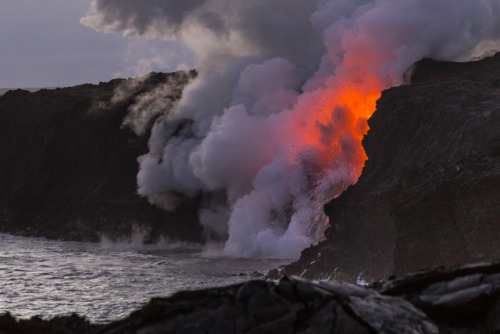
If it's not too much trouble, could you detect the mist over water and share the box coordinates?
[0,234,289,323]
[82,0,500,259]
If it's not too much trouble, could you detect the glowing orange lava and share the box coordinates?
[300,83,381,239]
[304,82,382,178]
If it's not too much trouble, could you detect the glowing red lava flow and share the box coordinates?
[300,82,382,182]
[295,80,383,240]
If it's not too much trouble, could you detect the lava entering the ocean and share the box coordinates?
[83,0,500,258]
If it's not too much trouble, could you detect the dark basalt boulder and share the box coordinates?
[283,54,500,281]
[378,262,500,332]
[97,278,437,334]
[1,262,499,333]
[0,312,99,334]
[0,71,203,243]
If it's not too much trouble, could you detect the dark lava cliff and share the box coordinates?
[0,71,203,242]
[284,54,500,281]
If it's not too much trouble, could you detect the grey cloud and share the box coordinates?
[82,0,208,37]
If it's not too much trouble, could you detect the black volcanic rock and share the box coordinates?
[2,262,499,333]
[284,54,500,281]
[97,279,437,334]
[378,262,500,332]
[0,312,100,334]
[0,71,203,243]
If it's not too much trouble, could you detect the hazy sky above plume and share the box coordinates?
[0,0,193,88]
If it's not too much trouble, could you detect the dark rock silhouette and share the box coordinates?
[1,262,499,333]
[284,54,500,281]
[0,71,203,243]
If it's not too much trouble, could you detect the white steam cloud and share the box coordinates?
[83,0,500,258]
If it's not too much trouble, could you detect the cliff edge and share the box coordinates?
[284,54,500,281]
[0,71,203,243]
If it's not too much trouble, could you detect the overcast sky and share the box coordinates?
[0,0,194,88]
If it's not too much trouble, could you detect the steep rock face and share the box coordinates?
[285,54,500,281]
[0,72,203,242]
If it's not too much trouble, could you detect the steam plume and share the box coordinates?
[83,0,500,258]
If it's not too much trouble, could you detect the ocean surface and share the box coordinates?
[0,233,291,323]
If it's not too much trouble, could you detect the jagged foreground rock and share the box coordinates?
[379,262,500,333]
[1,262,499,333]
[98,279,437,334]
[0,71,203,242]
[285,54,500,281]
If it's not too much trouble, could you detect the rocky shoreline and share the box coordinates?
[1,261,499,333]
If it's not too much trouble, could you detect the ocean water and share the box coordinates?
[0,233,291,323]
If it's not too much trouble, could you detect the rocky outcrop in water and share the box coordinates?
[1,262,499,333]
[284,54,500,281]
[0,71,203,243]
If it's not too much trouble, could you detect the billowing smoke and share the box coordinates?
[112,71,196,136]
[82,0,500,258]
